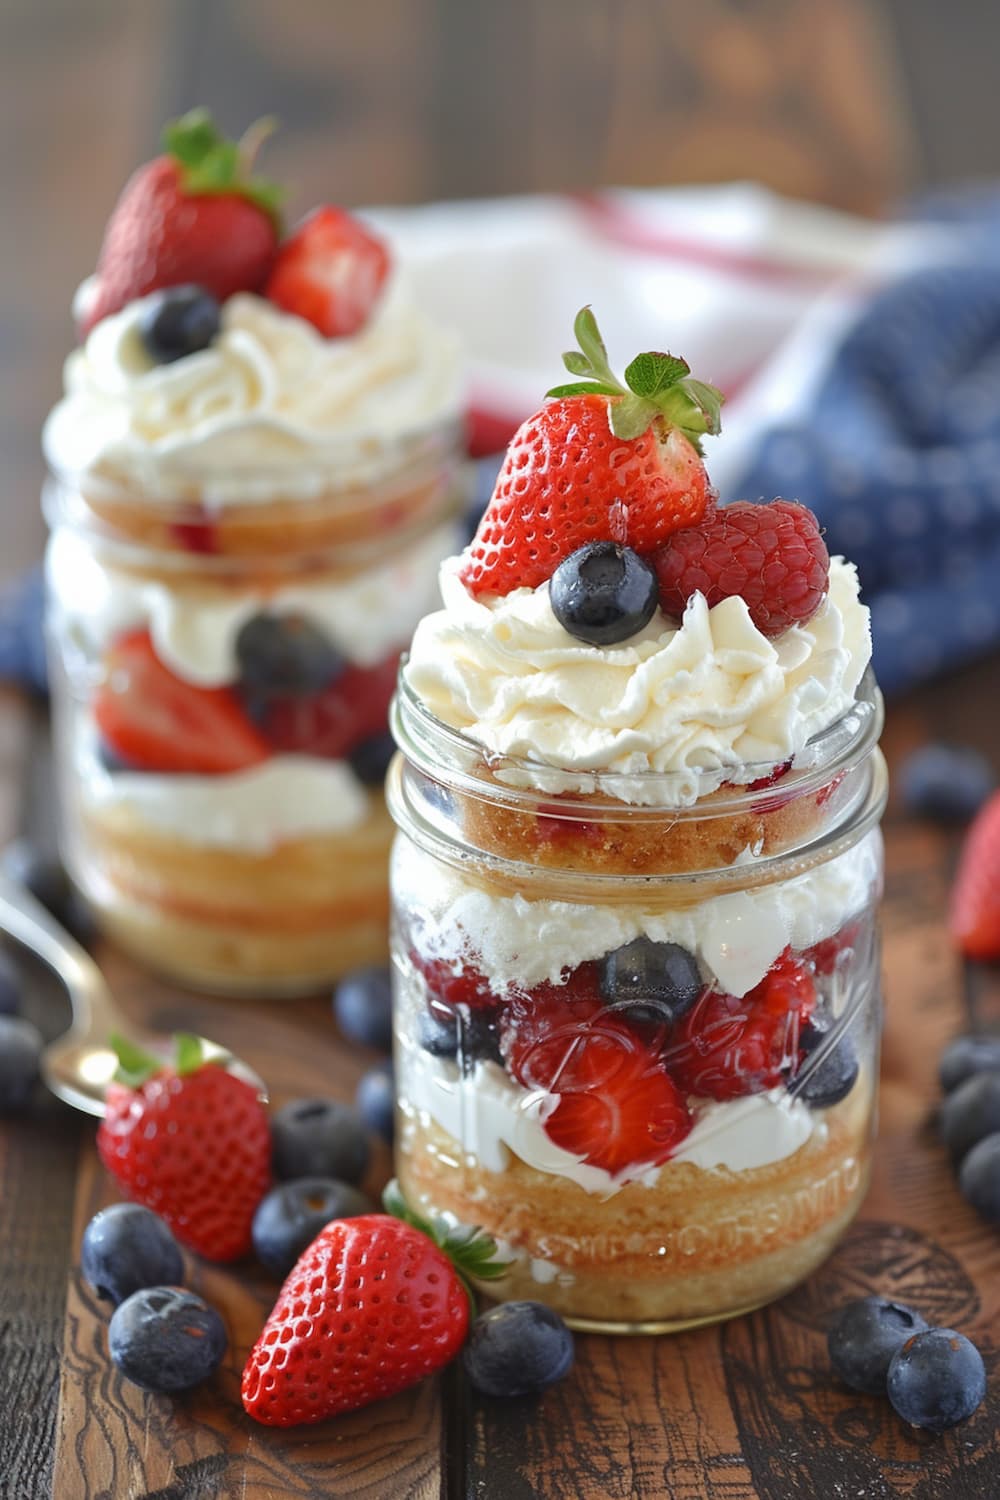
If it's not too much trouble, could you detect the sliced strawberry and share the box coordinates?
[806,920,862,976]
[265,206,391,338]
[543,1049,692,1176]
[666,949,816,1102]
[951,791,1000,959]
[501,964,691,1174]
[257,650,399,759]
[94,629,269,775]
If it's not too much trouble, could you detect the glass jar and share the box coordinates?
[44,423,466,995]
[387,670,887,1333]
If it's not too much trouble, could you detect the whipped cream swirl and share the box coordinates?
[43,275,463,504]
[405,555,872,805]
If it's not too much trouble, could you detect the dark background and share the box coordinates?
[2,0,997,578]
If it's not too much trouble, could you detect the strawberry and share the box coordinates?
[653,498,829,637]
[97,1034,271,1263]
[666,949,816,1101]
[256,650,399,759]
[459,307,722,597]
[265,206,390,338]
[83,110,282,335]
[502,965,692,1174]
[95,629,270,775]
[951,791,1000,959]
[806,920,861,976]
[241,1182,507,1426]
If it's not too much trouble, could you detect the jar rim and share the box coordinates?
[391,663,884,819]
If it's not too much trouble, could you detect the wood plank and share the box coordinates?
[50,971,443,1500]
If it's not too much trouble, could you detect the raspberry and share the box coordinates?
[410,951,498,1012]
[652,499,829,637]
[666,949,816,1101]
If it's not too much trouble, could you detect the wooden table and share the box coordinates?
[3,652,1000,1500]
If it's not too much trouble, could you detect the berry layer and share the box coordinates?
[405,555,870,807]
[44,278,463,504]
[393,828,882,999]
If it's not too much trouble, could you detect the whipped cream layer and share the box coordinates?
[46,519,459,683]
[399,1049,822,1198]
[79,739,370,851]
[393,828,881,998]
[43,276,463,504]
[405,556,872,806]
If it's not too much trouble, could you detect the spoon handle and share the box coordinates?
[0,870,122,1037]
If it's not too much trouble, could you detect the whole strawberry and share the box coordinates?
[460,307,722,597]
[82,109,282,334]
[241,1182,507,1425]
[653,498,830,637]
[951,791,1000,960]
[97,1034,270,1263]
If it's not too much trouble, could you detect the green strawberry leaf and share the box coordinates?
[163,108,284,225]
[609,392,659,440]
[562,350,594,377]
[679,376,725,436]
[546,380,622,399]
[574,306,612,376]
[175,1033,206,1075]
[109,1032,164,1089]
[624,351,690,400]
[162,108,223,168]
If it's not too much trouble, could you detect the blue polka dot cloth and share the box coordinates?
[732,207,1000,697]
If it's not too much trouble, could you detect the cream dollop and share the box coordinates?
[405,555,872,805]
[43,276,463,504]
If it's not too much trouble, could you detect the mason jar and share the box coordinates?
[44,430,466,995]
[386,669,886,1332]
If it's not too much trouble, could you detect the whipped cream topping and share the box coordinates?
[405,555,872,806]
[46,519,460,683]
[399,1048,821,1197]
[43,276,463,504]
[393,828,881,999]
[78,742,370,851]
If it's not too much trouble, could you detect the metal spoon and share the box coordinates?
[0,869,265,1116]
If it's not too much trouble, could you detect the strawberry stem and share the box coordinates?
[547,305,725,452]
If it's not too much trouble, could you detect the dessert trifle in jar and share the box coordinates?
[387,311,886,1332]
[42,112,465,993]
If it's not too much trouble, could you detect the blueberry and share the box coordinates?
[418,1005,502,1074]
[271,1097,370,1185]
[887,1328,986,1432]
[109,1286,226,1394]
[827,1296,929,1394]
[355,1061,394,1143]
[235,612,343,699]
[138,285,222,365]
[899,743,995,823]
[81,1203,184,1306]
[252,1177,371,1277]
[940,1071,1000,1161]
[797,1018,860,1109]
[0,950,20,1015]
[599,938,702,1026]
[0,1016,42,1111]
[348,733,396,787]
[3,841,94,945]
[550,542,659,646]
[958,1132,1000,1223]
[939,1032,1000,1093]
[463,1301,574,1398]
[333,965,393,1052]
